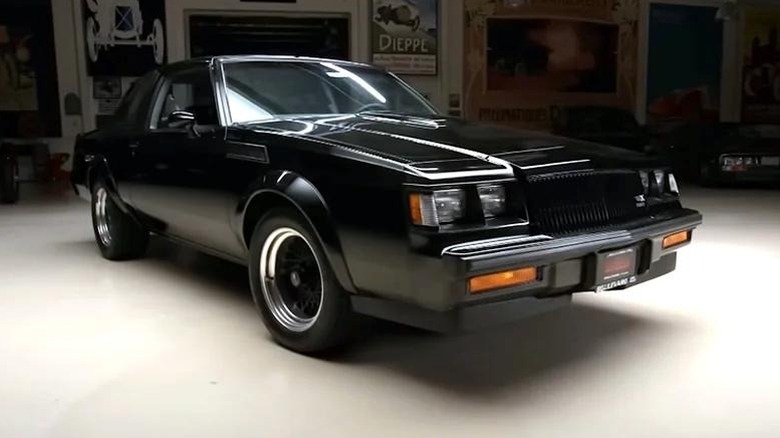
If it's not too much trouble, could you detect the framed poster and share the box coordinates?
[0,0,60,138]
[463,0,639,131]
[82,0,166,76]
[371,0,438,75]
[93,76,122,99]
[486,18,619,94]
[646,4,722,125]
[0,26,38,113]
[742,7,780,123]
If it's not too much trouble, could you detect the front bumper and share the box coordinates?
[715,167,780,183]
[351,208,702,332]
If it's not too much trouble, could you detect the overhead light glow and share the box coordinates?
[321,62,387,104]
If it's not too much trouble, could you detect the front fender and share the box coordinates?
[236,170,357,294]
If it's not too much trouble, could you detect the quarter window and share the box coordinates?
[155,69,218,129]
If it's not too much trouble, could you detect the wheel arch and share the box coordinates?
[239,171,357,294]
[85,157,135,216]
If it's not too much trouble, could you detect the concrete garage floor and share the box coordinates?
[1,185,779,438]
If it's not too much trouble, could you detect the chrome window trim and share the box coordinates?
[211,58,231,127]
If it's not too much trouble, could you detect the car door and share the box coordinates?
[127,65,249,257]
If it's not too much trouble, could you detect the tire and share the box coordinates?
[91,180,149,260]
[86,17,99,63]
[1,154,19,204]
[249,208,355,354]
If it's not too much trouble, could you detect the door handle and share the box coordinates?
[129,142,140,149]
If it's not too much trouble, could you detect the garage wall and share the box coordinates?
[28,0,780,165]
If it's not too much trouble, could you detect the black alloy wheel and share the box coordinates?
[249,208,356,354]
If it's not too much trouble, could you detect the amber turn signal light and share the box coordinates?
[409,193,423,225]
[468,267,538,294]
[662,230,691,249]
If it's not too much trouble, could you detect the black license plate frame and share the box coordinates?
[594,246,639,292]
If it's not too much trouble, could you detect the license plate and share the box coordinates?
[762,156,780,166]
[595,247,638,292]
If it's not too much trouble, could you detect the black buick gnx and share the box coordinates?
[72,56,702,354]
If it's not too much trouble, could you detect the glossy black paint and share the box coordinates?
[72,56,701,318]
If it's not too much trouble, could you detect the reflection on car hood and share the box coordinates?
[247,113,658,173]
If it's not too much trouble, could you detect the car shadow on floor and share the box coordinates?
[335,303,679,399]
[60,236,682,399]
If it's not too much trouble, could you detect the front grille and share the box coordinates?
[525,170,645,235]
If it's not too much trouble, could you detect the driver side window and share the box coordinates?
[155,68,218,129]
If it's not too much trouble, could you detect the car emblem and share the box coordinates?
[635,194,647,207]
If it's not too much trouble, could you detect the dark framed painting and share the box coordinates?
[93,76,122,99]
[82,0,167,76]
[486,18,618,93]
[189,14,349,60]
[0,0,61,138]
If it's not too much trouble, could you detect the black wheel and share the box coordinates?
[91,179,149,260]
[1,154,19,204]
[249,208,355,354]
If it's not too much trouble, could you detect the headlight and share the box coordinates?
[723,156,743,166]
[639,171,650,194]
[409,189,466,226]
[477,184,507,218]
[653,170,666,193]
[668,172,679,194]
[640,169,676,195]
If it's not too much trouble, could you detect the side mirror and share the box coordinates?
[167,110,196,129]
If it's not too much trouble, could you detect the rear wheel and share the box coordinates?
[91,180,148,260]
[1,154,19,204]
[249,208,355,354]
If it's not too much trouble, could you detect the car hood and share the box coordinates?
[248,113,658,174]
[717,139,780,155]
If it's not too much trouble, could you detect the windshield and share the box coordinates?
[222,61,437,124]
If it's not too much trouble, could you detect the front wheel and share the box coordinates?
[1,154,19,204]
[248,208,355,354]
[91,180,149,260]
